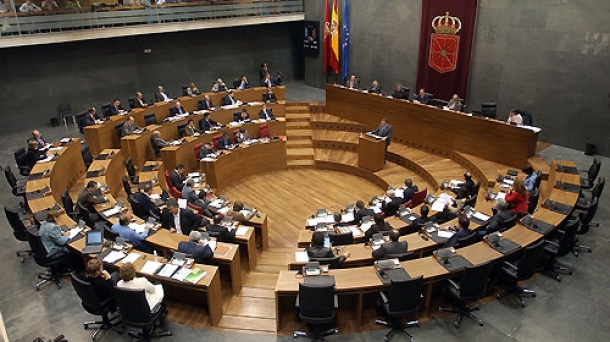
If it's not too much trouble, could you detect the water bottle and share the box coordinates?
[153,250,158,262]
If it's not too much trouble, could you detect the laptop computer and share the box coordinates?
[154,190,170,207]
[82,230,104,254]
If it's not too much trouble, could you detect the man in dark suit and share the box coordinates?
[236,108,250,122]
[365,214,393,240]
[29,130,50,150]
[150,131,170,157]
[199,113,221,132]
[77,181,107,212]
[161,198,205,236]
[372,118,393,158]
[444,215,472,248]
[199,142,217,159]
[382,190,403,217]
[217,132,233,150]
[263,88,277,103]
[372,230,407,259]
[451,172,475,196]
[354,200,374,223]
[345,75,360,89]
[402,178,419,203]
[221,90,238,106]
[205,215,235,243]
[82,107,101,128]
[198,95,214,111]
[414,88,431,104]
[478,198,513,237]
[169,101,187,116]
[133,92,148,108]
[134,184,161,218]
[182,180,213,217]
[178,231,213,264]
[169,164,186,191]
[237,75,250,90]
[391,83,408,100]
[305,231,350,262]
[369,80,382,94]
[412,205,435,230]
[258,104,276,120]
[122,116,141,136]
[108,99,126,116]
[154,85,170,102]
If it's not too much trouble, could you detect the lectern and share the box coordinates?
[359,135,386,171]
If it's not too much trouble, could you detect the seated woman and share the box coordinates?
[25,140,45,169]
[505,178,528,216]
[447,94,463,111]
[306,231,350,262]
[78,258,119,303]
[226,200,247,224]
[235,128,250,143]
[117,262,164,311]
[445,186,469,215]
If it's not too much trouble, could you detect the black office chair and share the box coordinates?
[527,188,540,214]
[541,217,579,282]
[577,176,605,210]
[496,239,545,307]
[82,144,93,168]
[25,225,69,291]
[533,170,543,190]
[456,231,477,248]
[61,188,79,221]
[5,165,27,212]
[122,175,138,197]
[572,197,597,257]
[439,262,492,327]
[480,102,497,118]
[76,110,89,134]
[58,103,74,129]
[464,193,478,208]
[128,96,136,109]
[104,224,119,242]
[309,256,343,269]
[375,275,423,342]
[472,180,481,196]
[128,193,145,219]
[71,274,121,341]
[4,205,33,262]
[77,202,99,228]
[520,110,533,126]
[293,281,338,341]
[177,123,188,138]
[181,85,189,96]
[126,158,139,185]
[328,231,354,246]
[144,113,157,126]
[384,252,416,262]
[232,111,241,122]
[114,286,172,341]
[499,213,518,232]
[115,122,125,140]
[101,103,112,118]
[14,147,32,176]
[580,157,601,189]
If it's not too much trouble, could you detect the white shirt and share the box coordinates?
[160,92,169,101]
[173,213,182,235]
[118,277,164,311]
[508,114,523,125]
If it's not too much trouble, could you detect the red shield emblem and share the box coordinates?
[428,33,460,73]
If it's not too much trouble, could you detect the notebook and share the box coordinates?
[82,230,104,254]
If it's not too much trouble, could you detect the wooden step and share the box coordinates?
[285,113,311,121]
[287,139,313,148]
[238,287,276,299]
[226,297,277,319]
[286,121,310,128]
[285,105,310,113]
[244,272,279,289]
[285,129,312,138]
[287,159,316,167]
[218,315,277,333]
[253,264,287,274]
[287,148,315,159]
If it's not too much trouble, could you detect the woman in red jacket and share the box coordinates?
[505,178,529,215]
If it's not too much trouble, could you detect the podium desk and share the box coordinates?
[83,116,128,156]
[358,135,386,172]
[200,139,288,192]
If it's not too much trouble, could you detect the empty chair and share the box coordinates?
[115,122,125,140]
[4,205,32,262]
[71,274,121,341]
[439,262,492,327]
[128,96,136,109]
[572,197,597,256]
[580,157,601,189]
[113,286,172,341]
[25,225,68,291]
[101,103,112,118]
[375,275,423,341]
[577,176,605,210]
[533,170,543,190]
[14,147,31,176]
[177,123,188,138]
[61,189,79,221]
[181,84,189,96]
[144,113,157,126]
[77,202,98,228]
[76,110,89,134]
[541,217,579,282]
[5,165,27,212]
[164,170,173,189]
[128,193,145,218]
[480,102,497,118]
[328,231,354,245]
[259,123,270,138]
[293,280,338,341]
[82,145,93,168]
[169,187,182,199]
[126,158,139,185]
[496,239,545,307]
[406,188,427,208]
[58,103,75,129]
[472,180,481,196]
[212,134,222,149]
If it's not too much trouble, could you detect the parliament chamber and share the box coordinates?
[5,79,604,342]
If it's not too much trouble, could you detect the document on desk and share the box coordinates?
[342,212,355,222]
[431,198,449,212]
[37,154,55,163]
[178,198,187,209]
[496,192,506,200]
[171,267,192,281]
[48,147,63,153]
[69,227,83,239]
[103,250,126,264]
[157,264,179,278]
[394,188,405,198]
[218,207,230,215]
[150,194,161,200]
[128,223,147,234]
[140,261,163,275]
[184,268,207,284]
[209,199,223,208]
[307,218,317,226]
[437,230,455,238]
[60,138,71,143]
[235,226,249,236]
[295,251,309,262]
[360,221,373,232]
[122,252,142,264]
[102,207,120,217]
[472,212,491,222]
[349,227,364,237]
[207,240,217,252]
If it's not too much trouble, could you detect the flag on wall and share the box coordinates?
[329,0,340,74]
[415,0,478,101]
[340,0,350,80]
[323,0,331,73]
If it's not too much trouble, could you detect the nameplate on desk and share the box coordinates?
[555,164,578,174]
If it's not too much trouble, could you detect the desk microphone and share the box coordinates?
[419,228,429,241]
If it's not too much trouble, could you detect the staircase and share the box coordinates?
[216,248,291,333]
[285,103,315,168]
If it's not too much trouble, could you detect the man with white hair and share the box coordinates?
[211,78,228,93]
[177,231,213,264]
[478,198,513,237]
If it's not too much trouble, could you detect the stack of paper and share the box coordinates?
[122,252,142,264]
[69,227,83,239]
[103,250,126,264]
[140,261,163,275]
[157,264,179,278]
[473,212,491,221]
[235,227,249,236]
[295,252,309,262]
[128,223,147,234]
[342,212,355,223]
[437,230,455,238]
[350,227,364,237]
[184,268,207,284]
[102,207,120,217]
[171,267,192,281]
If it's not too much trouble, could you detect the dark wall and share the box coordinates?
[303,0,610,156]
[0,21,303,133]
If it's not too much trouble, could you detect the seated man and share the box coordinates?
[402,178,419,203]
[183,119,199,137]
[77,181,107,213]
[211,78,228,93]
[217,132,234,150]
[169,101,187,116]
[178,231,213,264]
[82,107,102,128]
[199,142,217,159]
[205,215,236,243]
[443,214,472,248]
[306,231,350,262]
[160,198,205,236]
[236,108,250,122]
[364,214,393,240]
[111,212,152,253]
[478,198,513,237]
[258,104,276,120]
[154,85,170,102]
[522,165,537,192]
[182,180,213,217]
[235,128,251,143]
[150,131,170,155]
[198,94,215,111]
[108,98,126,117]
[237,75,250,90]
[226,201,248,224]
[345,75,360,89]
[262,88,277,103]
[134,184,161,219]
[122,116,141,136]
[381,190,403,217]
[391,83,408,100]
[414,88,431,104]
[412,205,435,230]
[221,90,238,106]
[450,171,475,196]
[133,92,148,108]
[169,164,186,191]
[354,200,374,223]
[369,80,382,94]
[372,230,407,259]
[29,129,51,150]
[77,258,119,304]
[199,113,221,131]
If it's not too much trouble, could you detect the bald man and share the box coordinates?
[29,130,50,150]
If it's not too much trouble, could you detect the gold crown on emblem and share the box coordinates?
[432,12,462,35]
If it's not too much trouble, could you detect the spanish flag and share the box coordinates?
[323,0,331,73]
[330,0,340,74]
